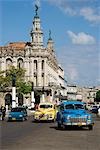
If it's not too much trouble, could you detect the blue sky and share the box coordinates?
[0,0,100,87]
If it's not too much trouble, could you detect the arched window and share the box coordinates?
[17,58,23,69]
[6,58,12,70]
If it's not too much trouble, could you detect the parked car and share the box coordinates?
[91,105,98,114]
[56,100,94,130]
[33,102,57,122]
[8,106,28,121]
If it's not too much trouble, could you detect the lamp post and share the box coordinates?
[31,82,35,108]
[12,73,16,108]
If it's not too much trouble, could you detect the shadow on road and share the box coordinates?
[50,125,90,131]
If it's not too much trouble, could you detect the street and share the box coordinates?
[0,116,100,150]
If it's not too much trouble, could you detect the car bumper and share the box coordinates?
[63,122,94,126]
[34,116,54,121]
[8,117,23,121]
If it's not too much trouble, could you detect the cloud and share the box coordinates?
[67,31,96,44]
[43,0,100,24]
[57,44,99,86]
[80,7,100,24]
[66,64,79,81]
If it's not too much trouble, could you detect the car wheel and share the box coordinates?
[88,125,93,130]
[25,117,28,120]
[22,117,25,121]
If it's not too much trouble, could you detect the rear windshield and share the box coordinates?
[40,105,52,109]
[65,104,84,110]
[11,108,25,112]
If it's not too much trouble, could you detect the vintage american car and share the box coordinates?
[8,106,28,121]
[33,102,56,122]
[56,100,94,130]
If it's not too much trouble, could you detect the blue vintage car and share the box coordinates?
[8,106,28,121]
[56,100,94,130]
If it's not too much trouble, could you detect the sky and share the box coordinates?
[0,0,100,87]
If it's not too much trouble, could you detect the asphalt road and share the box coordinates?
[0,116,100,150]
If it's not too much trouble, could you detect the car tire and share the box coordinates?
[22,117,25,121]
[88,125,93,130]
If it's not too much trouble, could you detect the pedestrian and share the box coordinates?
[1,106,6,121]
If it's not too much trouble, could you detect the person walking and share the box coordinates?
[1,106,6,121]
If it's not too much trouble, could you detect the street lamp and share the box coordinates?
[12,73,16,108]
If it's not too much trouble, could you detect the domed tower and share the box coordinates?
[30,5,44,48]
[47,30,54,51]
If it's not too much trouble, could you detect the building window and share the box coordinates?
[42,60,44,70]
[34,60,37,71]
[17,58,23,69]
[34,74,37,86]
[6,58,12,70]
[42,73,44,86]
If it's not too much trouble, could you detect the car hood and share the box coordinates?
[63,109,88,116]
[9,112,23,117]
[35,108,54,114]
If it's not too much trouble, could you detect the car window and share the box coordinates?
[65,104,74,109]
[11,107,26,112]
[75,104,84,109]
[40,105,52,108]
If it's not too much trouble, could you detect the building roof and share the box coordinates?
[0,42,26,50]
[8,42,26,49]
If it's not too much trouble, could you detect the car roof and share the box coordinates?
[60,100,84,105]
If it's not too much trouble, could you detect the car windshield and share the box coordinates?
[75,104,84,109]
[65,104,74,109]
[11,108,24,112]
[40,105,52,109]
[65,104,84,110]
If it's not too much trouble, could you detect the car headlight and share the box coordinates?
[87,115,91,120]
[67,115,70,120]
[19,115,23,117]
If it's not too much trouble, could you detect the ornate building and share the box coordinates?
[0,6,65,107]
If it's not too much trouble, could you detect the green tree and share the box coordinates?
[17,82,31,94]
[0,66,31,94]
[95,90,100,102]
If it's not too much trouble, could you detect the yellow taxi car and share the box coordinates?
[33,102,57,122]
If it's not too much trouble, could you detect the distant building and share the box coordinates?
[0,5,66,107]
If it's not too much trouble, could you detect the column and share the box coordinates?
[44,59,47,86]
[24,58,29,81]
[30,58,34,81]
[37,58,41,86]
[13,57,17,68]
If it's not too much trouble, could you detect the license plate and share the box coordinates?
[12,118,16,120]
[78,122,82,126]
